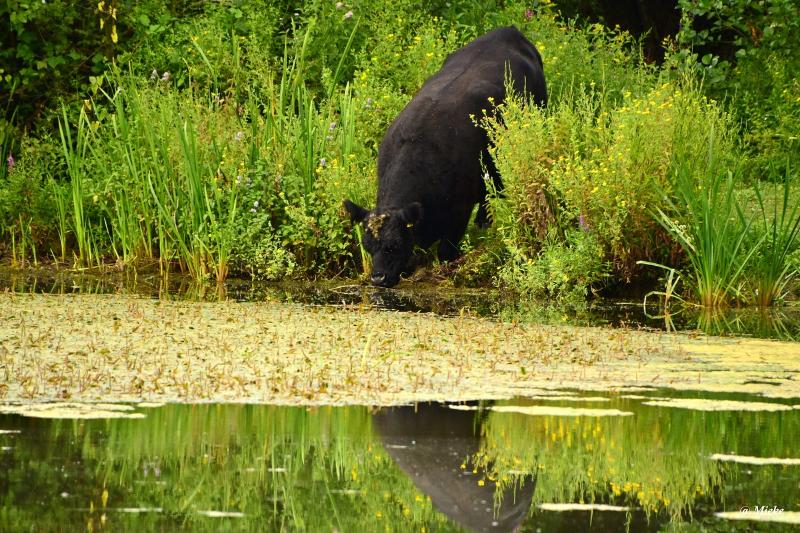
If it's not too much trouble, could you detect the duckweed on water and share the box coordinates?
[516,395,610,402]
[0,402,145,419]
[450,405,633,417]
[2,293,800,403]
[715,511,800,524]
[537,503,632,512]
[642,398,794,411]
[709,453,800,465]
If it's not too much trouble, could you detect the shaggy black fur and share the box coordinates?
[345,26,547,287]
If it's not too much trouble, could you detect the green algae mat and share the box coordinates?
[2,293,799,404]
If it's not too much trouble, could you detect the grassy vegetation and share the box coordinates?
[1,1,799,306]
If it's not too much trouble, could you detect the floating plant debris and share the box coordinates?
[2,293,800,405]
[715,511,800,524]
[620,395,668,400]
[709,453,800,465]
[538,503,633,512]
[108,507,163,513]
[642,399,793,412]
[523,396,610,402]
[197,510,246,518]
[0,402,145,419]
[450,405,634,417]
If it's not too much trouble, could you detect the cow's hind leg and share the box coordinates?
[438,210,471,262]
[475,149,502,230]
[475,201,491,229]
[438,239,461,262]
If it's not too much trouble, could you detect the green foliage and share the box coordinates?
[674,0,800,180]
[2,1,109,121]
[0,135,60,262]
[520,12,654,107]
[655,167,757,308]
[1,0,799,303]
[745,179,800,306]
[483,77,738,299]
[497,229,608,303]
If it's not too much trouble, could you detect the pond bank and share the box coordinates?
[2,293,799,404]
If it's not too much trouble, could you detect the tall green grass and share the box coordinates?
[655,165,759,308]
[57,105,96,268]
[747,177,800,306]
[652,165,800,308]
[38,19,367,281]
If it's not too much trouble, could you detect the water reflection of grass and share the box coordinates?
[475,397,800,524]
[649,300,800,340]
[3,399,799,531]
[2,405,451,532]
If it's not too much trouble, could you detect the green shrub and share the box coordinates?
[674,0,800,181]
[0,135,61,264]
[499,6,657,108]
[497,228,608,303]
[483,79,739,298]
[231,216,297,281]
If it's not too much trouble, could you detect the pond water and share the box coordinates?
[2,269,800,530]
[2,268,800,341]
[1,392,799,532]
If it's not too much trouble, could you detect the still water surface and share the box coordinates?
[2,392,798,531]
[2,268,800,340]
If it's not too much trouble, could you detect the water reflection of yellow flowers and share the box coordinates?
[473,410,721,521]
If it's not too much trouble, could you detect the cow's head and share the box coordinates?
[344,199,422,288]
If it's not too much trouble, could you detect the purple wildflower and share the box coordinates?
[579,213,589,232]
[344,10,353,19]
[329,121,337,131]
[524,8,533,21]
[319,157,327,167]
[6,154,14,170]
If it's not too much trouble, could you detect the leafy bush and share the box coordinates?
[2,0,798,305]
[674,0,800,181]
[482,79,739,299]
[0,135,64,262]
[497,228,608,303]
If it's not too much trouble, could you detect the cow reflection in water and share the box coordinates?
[373,403,535,532]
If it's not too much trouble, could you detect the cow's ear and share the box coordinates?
[400,202,423,226]
[343,199,369,222]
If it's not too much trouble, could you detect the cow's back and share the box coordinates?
[376,26,546,248]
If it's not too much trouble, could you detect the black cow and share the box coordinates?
[344,26,547,287]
